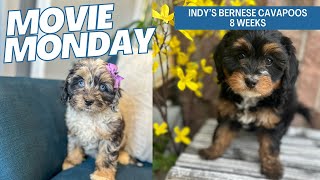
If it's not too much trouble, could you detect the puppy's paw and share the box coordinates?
[118,150,131,165]
[90,168,115,180]
[62,161,75,170]
[198,148,221,160]
[261,160,283,180]
[62,147,84,171]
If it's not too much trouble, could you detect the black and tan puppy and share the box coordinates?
[199,30,310,179]
[61,59,127,180]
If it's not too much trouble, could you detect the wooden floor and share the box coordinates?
[166,119,320,180]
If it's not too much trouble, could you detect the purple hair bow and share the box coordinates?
[106,63,124,89]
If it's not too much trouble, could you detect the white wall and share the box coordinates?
[0,0,21,77]
[0,1,5,76]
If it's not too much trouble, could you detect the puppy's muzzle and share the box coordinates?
[244,77,257,88]
[85,99,94,106]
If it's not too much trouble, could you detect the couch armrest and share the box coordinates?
[0,77,67,180]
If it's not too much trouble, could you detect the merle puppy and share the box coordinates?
[61,59,127,180]
[199,30,310,179]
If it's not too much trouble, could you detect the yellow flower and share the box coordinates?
[156,34,165,45]
[174,126,191,145]
[202,30,214,38]
[152,4,174,23]
[220,0,226,6]
[170,66,179,76]
[169,19,175,26]
[186,30,196,38]
[207,1,217,6]
[201,59,213,74]
[153,61,159,73]
[195,90,203,97]
[162,48,169,55]
[245,0,256,6]
[218,30,227,39]
[187,42,196,55]
[152,2,158,10]
[196,0,216,6]
[195,82,203,97]
[169,36,181,49]
[231,0,243,6]
[153,122,168,136]
[197,0,215,6]
[169,46,181,55]
[177,52,189,66]
[152,42,160,57]
[186,62,199,79]
[179,30,193,41]
[177,67,198,91]
[186,69,198,80]
[186,62,199,71]
[187,3,198,6]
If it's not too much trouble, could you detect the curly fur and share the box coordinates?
[199,30,310,180]
[61,59,126,180]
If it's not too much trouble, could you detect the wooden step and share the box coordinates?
[167,119,320,180]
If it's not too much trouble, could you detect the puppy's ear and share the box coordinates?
[61,70,74,104]
[214,31,232,84]
[61,80,69,104]
[110,89,122,112]
[281,36,299,90]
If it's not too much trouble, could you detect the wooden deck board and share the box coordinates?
[167,119,320,180]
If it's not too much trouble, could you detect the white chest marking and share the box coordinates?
[65,105,115,155]
[236,97,259,124]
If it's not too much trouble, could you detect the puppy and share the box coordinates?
[199,30,310,179]
[61,59,127,180]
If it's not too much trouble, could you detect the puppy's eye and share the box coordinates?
[237,53,246,60]
[78,79,85,87]
[100,84,106,91]
[265,58,273,66]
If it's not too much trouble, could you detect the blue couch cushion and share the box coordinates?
[52,157,152,180]
[0,77,68,180]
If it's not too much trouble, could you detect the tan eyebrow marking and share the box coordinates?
[263,43,284,54]
[232,38,252,51]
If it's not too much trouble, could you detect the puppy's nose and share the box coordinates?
[245,78,257,88]
[85,99,94,106]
